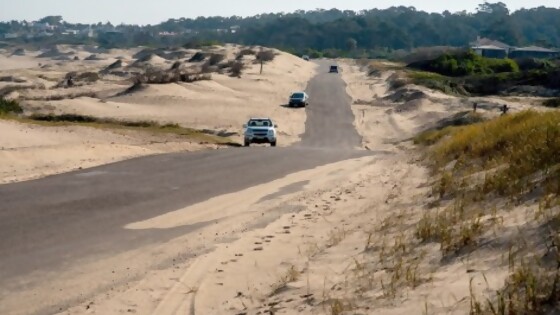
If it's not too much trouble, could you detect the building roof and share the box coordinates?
[511,46,559,53]
[472,45,507,51]
[470,37,510,49]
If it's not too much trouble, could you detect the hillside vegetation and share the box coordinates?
[406,51,560,97]
[415,110,560,314]
[409,50,519,76]
[2,2,560,57]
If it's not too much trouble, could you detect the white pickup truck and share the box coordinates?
[243,117,277,147]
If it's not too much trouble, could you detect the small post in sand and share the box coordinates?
[501,104,509,115]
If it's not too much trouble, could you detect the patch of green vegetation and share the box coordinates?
[409,50,519,77]
[0,98,23,115]
[406,50,560,96]
[5,113,239,146]
[408,67,560,96]
[407,71,468,95]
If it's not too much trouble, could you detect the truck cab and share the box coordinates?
[243,118,278,147]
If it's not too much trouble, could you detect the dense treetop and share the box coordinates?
[1,2,559,54]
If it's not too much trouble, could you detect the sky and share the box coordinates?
[0,0,558,25]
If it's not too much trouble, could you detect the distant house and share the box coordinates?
[230,25,240,34]
[37,31,54,37]
[472,45,508,58]
[158,31,178,36]
[509,46,560,59]
[34,22,56,32]
[80,27,95,38]
[4,33,19,39]
[62,30,79,36]
[470,37,511,58]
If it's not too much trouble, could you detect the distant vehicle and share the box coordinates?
[302,55,310,61]
[243,118,277,147]
[288,91,309,107]
[329,65,339,73]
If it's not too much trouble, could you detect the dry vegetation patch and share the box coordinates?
[415,110,560,314]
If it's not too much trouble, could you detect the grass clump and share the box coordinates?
[0,98,23,115]
[418,111,560,201]
[413,111,485,146]
[136,69,212,85]
[235,48,256,60]
[256,49,276,63]
[229,61,244,77]
[415,200,486,256]
[471,258,560,315]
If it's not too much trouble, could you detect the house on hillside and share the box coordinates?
[4,33,19,39]
[62,29,79,36]
[509,46,560,59]
[472,45,508,58]
[80,26,95,38]
[470,37,511,58]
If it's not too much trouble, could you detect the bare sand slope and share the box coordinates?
[340,60,462,150]
[0,45,315,183]
[339,60,540,151]
[21,46,317,146]
[0,120,212,184]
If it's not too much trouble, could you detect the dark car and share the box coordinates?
[329,65,339,73]
[288,92,309,107]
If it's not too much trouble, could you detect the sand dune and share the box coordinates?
[0,45,316,183]
[3,48,552,315]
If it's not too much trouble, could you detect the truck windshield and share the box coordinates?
[248,120,271,127]
[291,93,304,98]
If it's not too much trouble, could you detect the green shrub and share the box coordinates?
[515,58,556,71]
[0,98,23,115]
[229,61,244,77]
[256,50,276,62]
[304,48,323,59]
[207,53,225,66]
[543,98,560,108]
[408,71,467,95]
[236,48,256,60]
[409,50,519,77]
[188,52,206,62]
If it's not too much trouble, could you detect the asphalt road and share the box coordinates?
[0,61,372,312]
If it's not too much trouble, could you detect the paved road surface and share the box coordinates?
[0,61,373,313]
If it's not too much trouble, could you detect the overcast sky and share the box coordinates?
[1,0,559,25]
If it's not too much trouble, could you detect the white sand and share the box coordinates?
[0,45,316,183]
[0,119,210,184]
[3,53,542,315]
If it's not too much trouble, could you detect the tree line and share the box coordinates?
[1,2,559,57]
